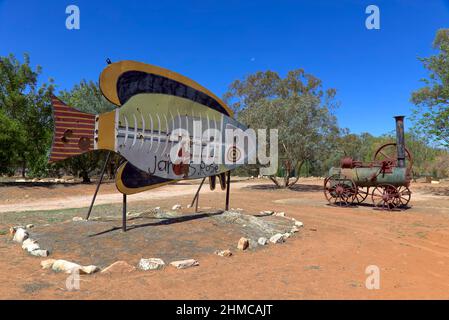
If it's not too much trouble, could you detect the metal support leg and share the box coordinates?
[225,171,231,211]
[195,191,200,212]
[122,194,127,232]
[86,151,111,220]
[190,177,206,212]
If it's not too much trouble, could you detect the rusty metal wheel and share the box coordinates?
[324,174,357,207]
[374,143,413,170]
[371,184,399,210]
[355,187,370,204]
[394,186,412,208]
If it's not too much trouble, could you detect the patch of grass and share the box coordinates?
[0,203,119,226]
[303,265,321,271]
[22,281,52,294]
[0,230,8,236]
[0,202,159,227]
[349,280,363,288]
[411,221,431,228]
[415,231,427,239]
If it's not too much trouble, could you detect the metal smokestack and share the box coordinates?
[394,116,406,168]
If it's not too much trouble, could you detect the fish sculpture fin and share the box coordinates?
[219,172,228,190]
[48,95,96,163]
[209,175,216,191]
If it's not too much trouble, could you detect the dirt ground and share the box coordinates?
[1,177,449,299]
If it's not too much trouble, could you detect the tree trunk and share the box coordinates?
[21,160,26,178]
[81,171,91,183]
[269,175,281,188]
[287,160,305,188]
[283,159,292,187]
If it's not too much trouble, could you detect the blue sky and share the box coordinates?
[1,0,448,135]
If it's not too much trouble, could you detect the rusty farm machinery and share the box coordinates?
[324,116,412,210]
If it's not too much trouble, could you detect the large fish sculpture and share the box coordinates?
[49,63,252,180]
[98,61,234,194]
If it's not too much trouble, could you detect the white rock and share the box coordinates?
[30,249,49,257]
[21,238,36,247]
[51,259,99,274]
[269,233,285,244]
[290,226,300,233]
[172,204,182,210]
[282,232,291,240]
[274,212,285,217]
[258,237,268,245]
[154,207,161,210]
[261,210,274,215]
[52,260,82,273]
[41,259,56,269]
[294,221,304,228]
[170,259,199,269]
[13,228,29,243]
[26,224,34,229]
[138,258,165,270]
[80,265,100,274]
[72,217,84,222]
[22,239,40,252]
[187,204,192,208]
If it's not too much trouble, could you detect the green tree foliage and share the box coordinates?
[0,109,25,175]
[57,80,118,183]
[0,53,54,177]
[224,69,339,188]
[411,28,449,146]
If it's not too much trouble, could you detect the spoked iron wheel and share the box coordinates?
[324,174,357,207]
[373,143,413,171]
[355,187,370,204]
[394,186,412,208]
[371,184,399,210]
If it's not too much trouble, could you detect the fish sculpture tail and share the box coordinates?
[48,95,96,163]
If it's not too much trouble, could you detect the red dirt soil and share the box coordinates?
[1,178,449,299]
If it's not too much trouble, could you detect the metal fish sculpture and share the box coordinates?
[49,92,251,180]
[97,60,234,194]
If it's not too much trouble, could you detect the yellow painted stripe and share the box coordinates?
[97,110,115,150]
[54,109,93,115]
[55,115,96,121]
[54,126,94,131]
[53,121,95,126]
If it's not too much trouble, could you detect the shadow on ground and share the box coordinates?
[244,183,323,192]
